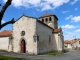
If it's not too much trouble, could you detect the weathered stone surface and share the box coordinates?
[12,16,36,54]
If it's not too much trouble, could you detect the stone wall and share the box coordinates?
[58,28,64,51]
[36,21,53,54]
[52,33,58,51]
[0,37,9,51]
[12,16,37,54]
[40,16,58,29]
[72,40,80,50]
[53,30,64,51]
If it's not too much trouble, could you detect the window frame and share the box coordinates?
[42,19,44,22]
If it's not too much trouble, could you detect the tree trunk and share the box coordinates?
[0,0,15,30]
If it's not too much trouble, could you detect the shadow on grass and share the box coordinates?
[0,58,4,60]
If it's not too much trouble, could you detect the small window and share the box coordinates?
[79,41,80,44]
[46,18,48,22]
[49,17,52,21]
[55,21,58,29]
[42,19,44,22]
[37,35,39,41]
[33,34,39,42]
[21,31,25,36]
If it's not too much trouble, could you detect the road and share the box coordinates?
[0,50,80,60]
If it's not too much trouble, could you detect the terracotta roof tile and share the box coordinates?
[71,40,77,44]
[0,30,12,37]
[40,13,54,17]
[53,29,59,33]
[64,40,71,44]
[39,13,58,20]
[64,40,77,44]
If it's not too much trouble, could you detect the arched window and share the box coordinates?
[49,17,52,21]
[42,19,44,22]
[46,18,48,22]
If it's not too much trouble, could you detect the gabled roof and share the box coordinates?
[13,14,38,24]
[39,13,58,20]
[13,14,53,30]
[13,14,59,31]
[0,30,12,37]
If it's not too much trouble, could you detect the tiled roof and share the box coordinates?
[0,30,12,37]
[64,40,77,44]
[53,29,59,33]
[71,40,77,44]
[39,13,58,20]
[64,40,71,44]
[40,13,54,17]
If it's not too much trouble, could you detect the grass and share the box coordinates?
[42,51,62,56]
[0,55,23,60]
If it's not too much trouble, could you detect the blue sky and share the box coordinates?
[0,0,80,40]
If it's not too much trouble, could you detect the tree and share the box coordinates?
[0,0,15,30]
[74,38,80,40]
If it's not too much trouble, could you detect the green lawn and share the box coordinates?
[42,51,62,56]
[0,55,23,60]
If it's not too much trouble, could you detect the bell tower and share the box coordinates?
[39,13,58,29]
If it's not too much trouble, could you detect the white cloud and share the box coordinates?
[75,29,80,32]
[63,31,75,40]
[3,0,7,2]
[65,15,73,20]
[62,29,77,40]
[62,25,79,40]
[3,0,70,11]
[3,0,41,7]
[70,0,78,5]
[62,10,70,13]
[43,0,70,9]
[65,15,80,22]
[2,20,5,23]
[75,8,78,10]
[67,32,75,35]
[71,16,80,22]
[41,4,52,11]
[62,24,76,29]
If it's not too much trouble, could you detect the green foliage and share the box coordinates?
[74,38,80,40]
[0,55,23,60]
[64,45,67,48]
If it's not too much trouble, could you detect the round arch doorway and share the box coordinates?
[20,39,26,53]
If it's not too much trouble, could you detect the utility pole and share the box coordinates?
[73,35,77,50]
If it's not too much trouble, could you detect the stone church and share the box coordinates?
[0,13,64,55]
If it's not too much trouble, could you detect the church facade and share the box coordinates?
[8,13,64,55]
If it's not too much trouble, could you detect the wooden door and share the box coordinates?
[21,40,25,53]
